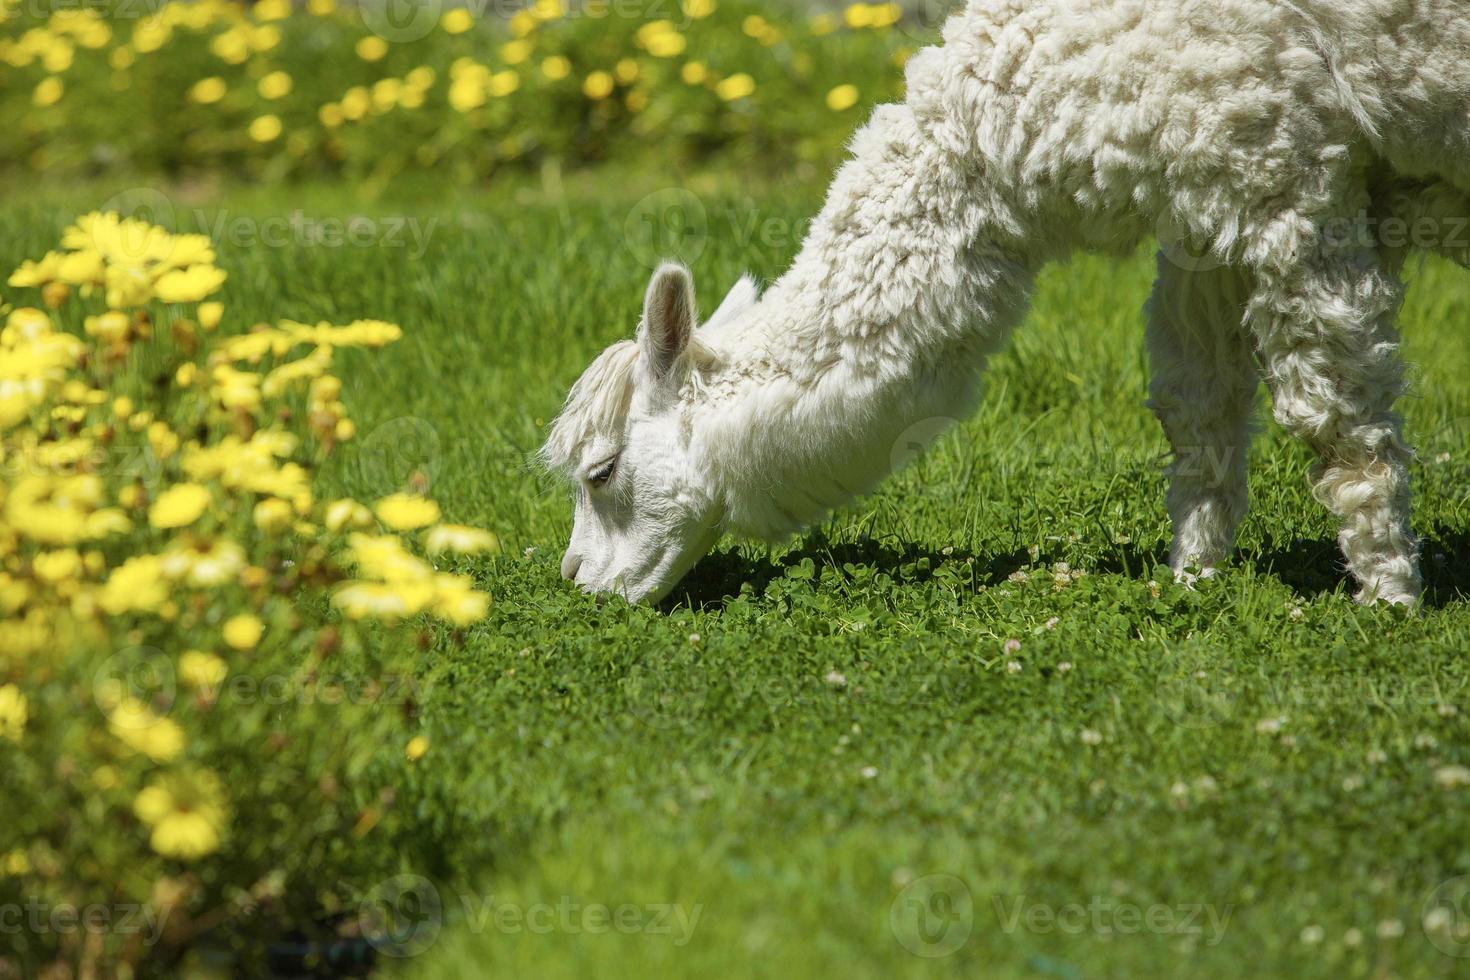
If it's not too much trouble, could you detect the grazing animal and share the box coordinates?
[543,0,1470,605]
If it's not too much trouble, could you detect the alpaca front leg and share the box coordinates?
[1146,256,1258,581]
[1248,237,1421,605]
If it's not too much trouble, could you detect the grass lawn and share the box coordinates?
[6,171,1470,978]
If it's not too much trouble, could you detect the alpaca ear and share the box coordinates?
[639,262,695,379]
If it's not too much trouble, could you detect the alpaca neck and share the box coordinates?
[700,103,1038,541]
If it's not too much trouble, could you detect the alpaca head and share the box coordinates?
[542,264,759,604]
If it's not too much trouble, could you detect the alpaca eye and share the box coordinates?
[588,458,617,487]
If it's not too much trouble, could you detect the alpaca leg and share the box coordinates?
[1247,228,1420,605]
[1372,177,1470,271]
[1146,256,1258,580]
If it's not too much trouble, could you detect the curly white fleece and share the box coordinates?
[551,0,1470,605]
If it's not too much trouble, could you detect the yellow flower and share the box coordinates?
[405,735,429,760]
[198,301,224,331]
[0,685,28,742]
[441,8,473,33]
[682,0,716,18]
[374,494,441,531]
[179,650,227,690]
[108,697,185,761]
[33,76,64,107]
[355,35,388,62]
[333,580,431,620]
[636,21,687,58]
[615,58,639,84]
[33,548,83,584]
[134,770,228,860]
[583,70,614,100]
[500,39,532,64]
[716,73,756,101]
[189,76,227,104]
[84,310,130,343]
[826,84,860,111]
[248,114,282,143]
[253,498,293,534]
[223,613,263,651]
[257,70,292,100]
[432,574,491,625]
[425,524,500,556]
[98,554,168,613]
[149,482,211,529]
[541,55,571,80]
[255,0,292,20]
[488,70,519,97]
[155,265,227,303]
[325,498,373,532]
[680,62,708,85]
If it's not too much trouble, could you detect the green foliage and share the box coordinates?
[0,0,912,188]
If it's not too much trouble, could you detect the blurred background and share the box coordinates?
[1,0,945,193]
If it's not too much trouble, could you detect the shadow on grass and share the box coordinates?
[662,532,1171,612]
[664,525,1470,611]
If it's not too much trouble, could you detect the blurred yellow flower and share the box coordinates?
[0,685,27,742]
[154,265,227,302]
[636,21,687,58]
[255,0,292,21]
[405,735,429,760]
[680,61,708,85]
[425,524,500,555]
[258,70,292,100]
[319,102,345,128]
[541,55,571,80]
[489,69,519,97]
[826,84,860,111]
[811,13,837,35]
[500,39,531,65]
[308,0,337,14]
[614,58,640,84]
[179,650,227,690]
[248,115,283,142]
[223,613,263,650]
[198,301,224,331]
[134,770,227,860]
[355,35,388,62]
[33,548,82,584]
[716,73,756,101]
[149,483,211,529]
[441,8,474,33]
[583,70,615,100]
[375,494,441,531]
[683,0,716,18]
[253,498,293,534]
[33,77,65,108]
[325,498,373,532]
[108,697,185,761]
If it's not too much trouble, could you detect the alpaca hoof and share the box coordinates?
[1353,583,1421,608]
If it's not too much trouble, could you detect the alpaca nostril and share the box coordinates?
[561,551,583,582]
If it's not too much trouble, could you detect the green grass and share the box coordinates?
[6,171,1470,978]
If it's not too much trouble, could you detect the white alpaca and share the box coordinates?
[544,0,1470,605]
